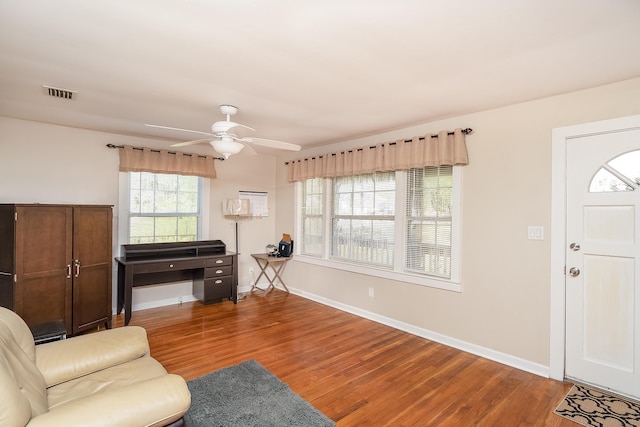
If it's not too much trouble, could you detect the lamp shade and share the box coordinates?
[223,199,250,216]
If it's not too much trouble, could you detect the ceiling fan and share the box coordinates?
[146,105,301,159]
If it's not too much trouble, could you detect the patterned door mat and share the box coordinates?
[555,384,640,426]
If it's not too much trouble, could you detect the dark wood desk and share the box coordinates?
[115,240,237,325]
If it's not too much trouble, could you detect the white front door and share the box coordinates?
[565,128,640,399]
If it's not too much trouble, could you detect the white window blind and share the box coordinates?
[405,166,453,278]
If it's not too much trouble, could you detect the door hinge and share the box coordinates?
[563,266,566,275]
[14,274,17,283]
[14,212,17,221]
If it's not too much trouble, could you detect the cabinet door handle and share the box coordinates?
[66,264,72,279]
[215,280,222,284]
[216,269,223,274]
[74,260,80,278]
[215,259,224,264]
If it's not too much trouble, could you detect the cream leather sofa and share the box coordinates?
[0,307,191,427]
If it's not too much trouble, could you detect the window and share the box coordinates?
[590,150,640,192]
[301,178,324,256]
[406,166,452,277]
[332,172,395,266]
[296,166,460,289]
[128,172,200,243]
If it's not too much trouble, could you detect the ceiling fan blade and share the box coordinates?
[146,124,214,137]
[240,142,257,156]
[170,138,211,147]
[245,137,301,152]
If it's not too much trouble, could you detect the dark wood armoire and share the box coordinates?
[0,204,113,335]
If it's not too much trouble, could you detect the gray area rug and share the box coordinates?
[185,360,335,427]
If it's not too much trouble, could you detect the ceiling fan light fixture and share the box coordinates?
[210,138,244,159]
[160,104,301,154]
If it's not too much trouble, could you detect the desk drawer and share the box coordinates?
[132,259,204,274]
[205,266,233,278]
[203,277,232,302]
[205,256,232,268]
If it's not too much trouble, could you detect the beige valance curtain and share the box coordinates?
[286,128,469,182]
[116,145,217,179]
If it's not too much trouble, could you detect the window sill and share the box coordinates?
[293,254,462,292]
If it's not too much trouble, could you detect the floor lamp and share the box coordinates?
[222,198,251,254]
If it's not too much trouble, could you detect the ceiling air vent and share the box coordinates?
[43,85,77,100]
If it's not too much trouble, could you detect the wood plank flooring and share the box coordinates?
[112,291,575,426]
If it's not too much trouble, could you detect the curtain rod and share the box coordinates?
[105,143,224,161]
[284,128,472,165]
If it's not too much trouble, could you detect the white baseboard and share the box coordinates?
[238,284,253,294]
[125,283,258,314]
[132,294,199,312]
[288,287,550,378]
[238,282,282,295]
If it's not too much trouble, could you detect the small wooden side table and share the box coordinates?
[250,253,291,294]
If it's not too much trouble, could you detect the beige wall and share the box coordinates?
[274,77,640,369]
[0,117,278,309]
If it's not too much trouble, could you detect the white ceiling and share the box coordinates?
[1,0,639,152]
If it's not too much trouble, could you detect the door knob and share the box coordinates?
[569,267,580,277]
[569,243,581,251]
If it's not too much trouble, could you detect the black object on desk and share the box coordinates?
[115,240,238,325]
[278,240,294,257]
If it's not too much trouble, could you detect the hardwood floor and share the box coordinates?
[113,291,575,426]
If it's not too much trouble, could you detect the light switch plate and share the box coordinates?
[528,226,544,240]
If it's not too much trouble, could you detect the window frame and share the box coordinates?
[294,167,462,292]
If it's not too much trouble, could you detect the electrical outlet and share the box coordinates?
[178,296,183,304]
[368,287,375,298]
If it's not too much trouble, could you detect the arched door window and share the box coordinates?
[589,150,640,192]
